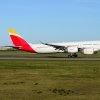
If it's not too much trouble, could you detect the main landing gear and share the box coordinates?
[68,53,78,58]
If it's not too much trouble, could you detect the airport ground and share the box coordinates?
[1,50,100,58]
[0,51,100,100]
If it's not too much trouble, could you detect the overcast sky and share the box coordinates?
[0,0,100,45]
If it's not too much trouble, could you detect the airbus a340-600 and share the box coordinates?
[8,29,100,58]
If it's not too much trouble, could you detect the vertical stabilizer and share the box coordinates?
[8,29,37,53]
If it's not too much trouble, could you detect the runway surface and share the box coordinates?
[0,56,100,60]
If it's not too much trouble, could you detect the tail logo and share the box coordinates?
[8,29,37,53]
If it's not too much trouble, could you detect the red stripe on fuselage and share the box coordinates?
[10,35,37,53]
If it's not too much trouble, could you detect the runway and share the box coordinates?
[0,56,100,60]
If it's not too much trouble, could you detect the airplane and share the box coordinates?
[8,29,100,58]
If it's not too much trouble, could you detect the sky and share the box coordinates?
[0,0,100,45]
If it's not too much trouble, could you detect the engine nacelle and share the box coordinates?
[67,47,78,53]
[82,48,94,54]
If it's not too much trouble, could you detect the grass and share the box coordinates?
[0,51,100,100]
[0,59,99,100]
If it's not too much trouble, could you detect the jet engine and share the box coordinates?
[81,48,94,54]
[66,46,78,53]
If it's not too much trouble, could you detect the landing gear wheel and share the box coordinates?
[74,54,78,58]
[68,54,78,58]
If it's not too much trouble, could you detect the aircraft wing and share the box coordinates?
[4,46,21,49]
[41,42,67,51]
[41,42,83,52]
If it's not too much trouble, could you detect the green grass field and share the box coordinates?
[0,51,100,100]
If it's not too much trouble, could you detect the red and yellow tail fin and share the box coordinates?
[8,29,25,46]
[8,29,36,53]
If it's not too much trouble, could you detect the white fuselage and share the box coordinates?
[29,41,100,53]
